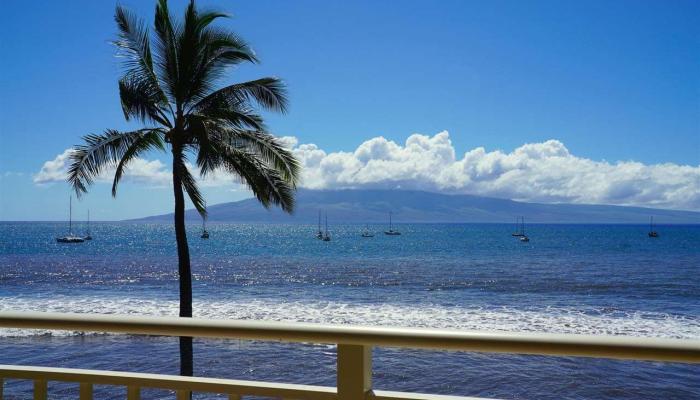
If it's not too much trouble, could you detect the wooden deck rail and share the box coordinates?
[1,312,699,400]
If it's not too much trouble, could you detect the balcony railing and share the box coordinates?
[1,311,699,399]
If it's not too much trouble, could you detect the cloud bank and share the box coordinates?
[35,132,700,211]
[293,132,700,211]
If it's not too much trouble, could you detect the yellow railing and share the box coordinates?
[1,311,699,400]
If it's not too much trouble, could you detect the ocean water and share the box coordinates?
[0,222,699,399]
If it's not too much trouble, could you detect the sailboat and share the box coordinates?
[384,212,401,235]
[56,196,85,243]
[322,213,331,241]
[201,202,210,239]
[648,216,659,238]
[83,210,93,240]
[361,224,374,238]
[519,217,530,242]
[511,216,525,237]
[316,210,323,239]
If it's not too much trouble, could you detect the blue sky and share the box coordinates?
[1,0,698,220]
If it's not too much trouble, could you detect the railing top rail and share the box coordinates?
[1,311,698,363]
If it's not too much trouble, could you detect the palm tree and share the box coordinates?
[67,0,299,377]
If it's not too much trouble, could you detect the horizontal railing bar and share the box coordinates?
[370,390,493,400]
[0,312,698,363]
[0,365,337,400]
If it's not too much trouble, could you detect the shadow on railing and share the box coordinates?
[1,312,699,400]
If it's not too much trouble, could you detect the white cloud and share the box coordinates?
[291,131,700,211]
[277,136,299,149]
[34,149,75,184]
[33,149,170,188]
[116,158,171,187]
[34,131,700,210]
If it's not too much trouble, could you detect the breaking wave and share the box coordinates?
[1,295,698,339]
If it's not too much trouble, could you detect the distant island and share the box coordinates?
[130,189,700,224]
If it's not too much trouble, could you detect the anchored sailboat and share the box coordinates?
[519,217,530,242]
[384,212,401,235]
[648,216,658,238]
[316,210,323,239]
[361,224,374,238]
[511,216,525,237]
[322,213,331,241]
[56,196,84,243]
[83,210,93,240]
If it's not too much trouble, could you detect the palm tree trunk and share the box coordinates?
[172,152,194,377]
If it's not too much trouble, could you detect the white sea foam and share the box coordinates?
[1,296,698,339]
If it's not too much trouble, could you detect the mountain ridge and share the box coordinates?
[129,189,700,224]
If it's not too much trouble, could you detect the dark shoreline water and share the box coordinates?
[1,222,699,399]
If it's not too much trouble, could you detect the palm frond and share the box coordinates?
[185,116,222,178]
[194,10,230,31]
[173,152,206,217]
[177,0,202,105]
[190,105,266,131]
[119,77,172,127]
[211,141,296,212]
[154,0,181,103]
[114,5,154,75]
[112,129,166,196]
[114,5,170,118]
[198,28,258,74]
[68,129,162,196]
[223,129,299,185]
[181,30,258,108]
[192,77,288,115]
[154,0,174,37]
[179,26,257,108]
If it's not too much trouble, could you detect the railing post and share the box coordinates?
[33,380,47,400]
[127,386,140,400]
[79,383,93,400]
[337,344,372,400]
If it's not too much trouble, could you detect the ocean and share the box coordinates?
[1,222,699,399]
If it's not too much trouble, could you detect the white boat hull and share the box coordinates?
[57,236,85,243]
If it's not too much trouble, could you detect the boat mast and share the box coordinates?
[87,209,90,235]
[203,201,207,231]
[650,216,653,231]
[389,212,392,230]
[325,213,328,235]
[69,196,72,235]
[522,217,525,236]
[318,210,321,233]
